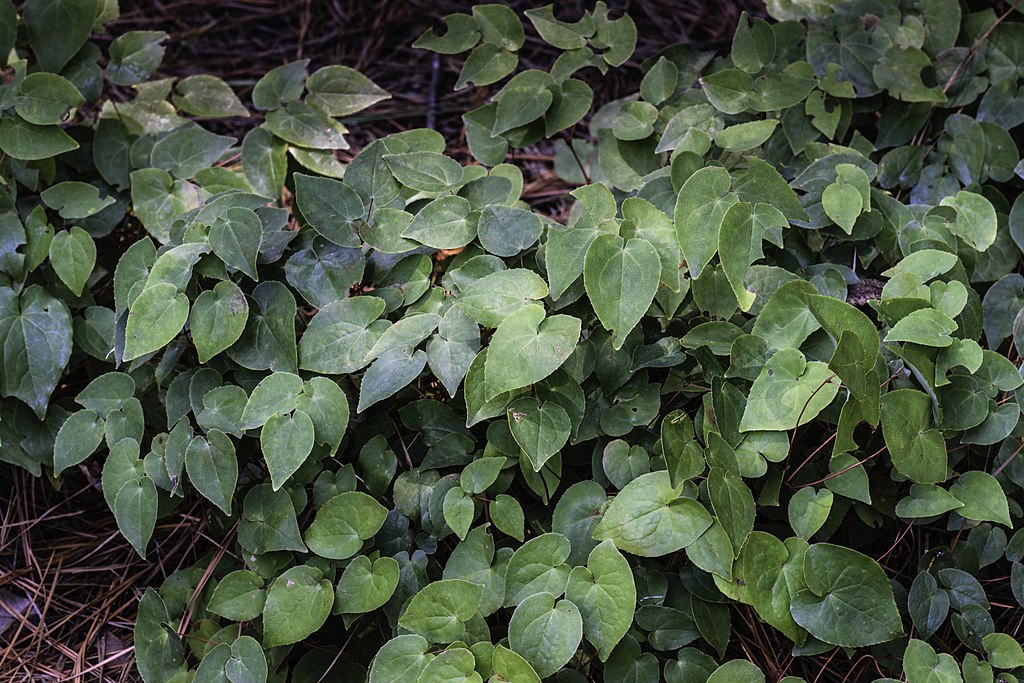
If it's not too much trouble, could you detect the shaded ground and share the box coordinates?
[0,1,774,681]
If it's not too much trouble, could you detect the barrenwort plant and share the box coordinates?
[3,0,1024,681]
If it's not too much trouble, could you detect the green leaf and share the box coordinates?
[715,119,779,152]
[456,269,548,328]
[903,639,962,683]
[134,589,184,683]
[241,372,304,430]
[873,47,946,103]
[238,483,306,554]
[584,235,660,350]
[299,296,386,374]
[294,377,349,454]
[403,196,476,250]
[25,0,98,72]
[732,11,775,73]
[184,431,237,515]
[385,152,463,193]
[822,181,863,234]
[493,86,553,136]
[456,44,518,90]
[508,592,582,678]
[473,3,524,49]
[426,306,480,397]
[357,347,427,412]
[398,579,483,643]
[306,65,390,117]
[242,128,287,198]
[260,409,315,491]
[129,169,201,244]
[107,30,167,85]
[334,555,400,614]
[788,488,833,540]
[940,190,998,252]
[368,635,434,683]
[207,570,266,621]
[252,60,308,110]
[483,305,580,399]
[124,283,189,361]
[228,281,297,374]
[738,532,808,643]
[262,565,334,647]
[265,102,348,149]
[949,471,1012,527]
[593,471,713,557]
[415,648,480,683]
[0,287,72,418]
[750,279,819,350]
[675,166,736,279]
[53,409,104,474]
[507,398,570,472]
[443,487,475,540]
[491,646,541,683]
[191,281,249,363]
[293,173,363,247]
[150,123,236,180]
[173,75,249,118]
[226,636,267,683]
[983,633,1024,669]
[708,467,755,555]
[880,389,947,484]
[413,13,480,54]
[305,491,388,560]
[739,348,841,432]
[47,227,95,297]
[718,202,758,312]
[505,533,571,606]
[15,73,84,126]
[477,205,543,257]
[41,182,114,220]
[884,308,957,347]
[0,117,79,161]
[114,476,158,558]
[210,207,262,281]
[640,57,678,105]
[565,540,636,661]
[790,543,903,647]
[707,660,765,683]
[491,494,525,542]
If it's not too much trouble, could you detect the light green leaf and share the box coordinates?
[208,570,266,621]
[584,235,660,350]
[368,635,434,683]
[483,305,580,399]
[788,488,833,540]
[184,431,237,515]
[306,65,390,117]
[790,543,903,647]
[456,269,548,328]
[305,491,388,560]
[398,579,484,644]
[715,119,779,151]
[299,296,387,374]
[565,540,636,661]
[54,409,104,474]
[675,166,736,279]
[940,190,998,252]
[357,347,427,412]
[124,283,189,361]
[334,555,400,615]
[739,348,841,432]
[114,476,158,558]
[265,101,348,149]
[949,471,1011,527]
[403,196,475,250]
[504,533,571,606]
[15,73,84,125]
[0,287,73,418]
[48,227,95,296]
[262,565,333,647]
[260,409,315,490]
[191,281,249,363]
[507,398,570,472]
[593,471,713,557]
[225,635,267,683]
[107,30,167,85]
[880,389,947,484]
[0,117,79,161]
[508,592,583,679]
[173,75,249,118]
[210,207,262,281]
[983,633,1024,669]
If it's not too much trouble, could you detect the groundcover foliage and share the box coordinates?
[4,0,1024,680]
